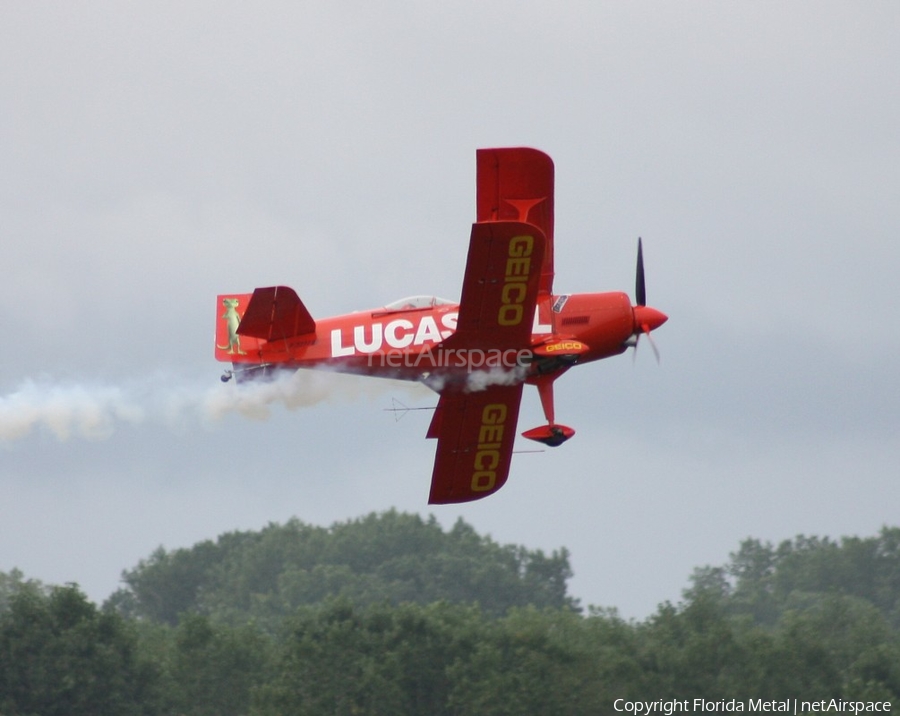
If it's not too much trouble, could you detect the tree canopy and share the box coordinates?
[2,516,899,714]
[687,527,900,629]
[108,510,578,626]
[0,583,159,716]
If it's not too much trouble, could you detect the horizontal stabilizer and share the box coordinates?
[237,286,316,341]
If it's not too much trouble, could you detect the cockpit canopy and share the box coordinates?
[383,295,455,311]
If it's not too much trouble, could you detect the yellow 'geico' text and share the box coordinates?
[471,403,507,492]
[497,235,534,326]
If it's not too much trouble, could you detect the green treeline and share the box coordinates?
[107,510,578,626]
[2,512,899,715]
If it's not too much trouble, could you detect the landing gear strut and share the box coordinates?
[521,374,575,447]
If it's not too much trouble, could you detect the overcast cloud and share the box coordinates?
[1,2,898,619]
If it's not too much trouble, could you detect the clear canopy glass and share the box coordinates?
[383,295,455,311]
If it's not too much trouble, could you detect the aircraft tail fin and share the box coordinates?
[216,292,254,362]
[215,286,315,363]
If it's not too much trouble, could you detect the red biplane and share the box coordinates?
[215,148,667,504]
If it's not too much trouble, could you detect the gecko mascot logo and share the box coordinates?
[218,298,247,355]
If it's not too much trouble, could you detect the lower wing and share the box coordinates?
[427,383,524,504]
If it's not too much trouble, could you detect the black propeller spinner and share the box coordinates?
[636,237,646,307]
[631,237,666,363]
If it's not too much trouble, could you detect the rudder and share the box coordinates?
[215,292,255,361]
[215,286,315,363]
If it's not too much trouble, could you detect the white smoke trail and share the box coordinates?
[419,365,528,394]
[0,380,145,441]
[465,366,528,392]
[0,370,431,444]
[201,369,419,421]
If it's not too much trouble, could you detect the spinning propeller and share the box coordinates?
[630,238,668,362]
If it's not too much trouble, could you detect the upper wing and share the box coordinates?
[427,383,524,504]
[424,220,541,503]
[443,220,546,351]
[476,147,555,296]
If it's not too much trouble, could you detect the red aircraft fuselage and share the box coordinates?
[216,291,664,384]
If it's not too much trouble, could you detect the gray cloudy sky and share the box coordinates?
[1,2,898,619]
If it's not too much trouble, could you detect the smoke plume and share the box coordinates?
[0,370,430,443]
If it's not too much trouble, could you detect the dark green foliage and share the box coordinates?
[255,600,634,716]
[448,606,616,715]
[0,583,159,716]
[674,528,900,701]
[687,527,900,629]
[255,599,477,716]
[0,568,47,613]
[139,613,274,716]
[4,520,900,714]
[110,510,578,626]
